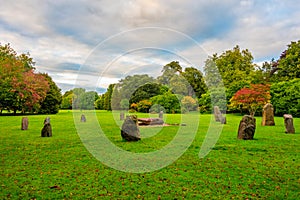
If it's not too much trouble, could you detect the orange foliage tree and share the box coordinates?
[230,84,271,116]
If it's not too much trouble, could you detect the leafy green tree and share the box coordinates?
[120,99,130,110]
[95,94,105,110]
[271,79,300,117]
[39,73,62,114]
[117,75,154,100]
[103,84,115,110]
[129,82,163,104]
[182,67,207,98]
[157,61,182,85]
[79,91,98,110]
[271,40,300,81]
[198,87,227,113]
[169,75,189,96]
[150,91,181,113]
[72,88,86,109]
[61,93,73,109]
[61,90,74,109]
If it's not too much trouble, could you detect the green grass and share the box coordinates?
[1,110,299,199]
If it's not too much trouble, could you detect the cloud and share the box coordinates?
[1,0,299,93]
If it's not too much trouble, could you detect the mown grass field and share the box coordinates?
[1,110,299,199]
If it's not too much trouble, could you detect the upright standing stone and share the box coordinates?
[262,103,275,126]
[283,114,295,134]
[220,115,227,124]
[213,106,222,122]
[237,115,256,140]
[21,117,29,130]
[159,111,163,119]
[41,117,52,137]
[80,114,86,122]
[120,112,125,120]
[121,115,140,141]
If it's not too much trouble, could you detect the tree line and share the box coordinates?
[82,40,299,116]
[1,40,299,116]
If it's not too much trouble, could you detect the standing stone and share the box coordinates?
[213,106,222,122]
[159,111,163,119]
[283,114,295,134]
[80,114,86,122]
[121,115,141,141]
[41,117,52,137]
[262,103,275,126]
[220,115,227,124]
[120,112,125,120]
[21,117,29,130]
[237,115,256,140]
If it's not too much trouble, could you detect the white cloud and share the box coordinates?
[1,0,299,93]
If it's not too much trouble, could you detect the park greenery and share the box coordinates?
[62,41,299,117]
[1,40,300,199]
[1,40,300,116]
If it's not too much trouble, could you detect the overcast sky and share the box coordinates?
[1,0,299,93]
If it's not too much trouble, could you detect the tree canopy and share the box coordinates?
[0,43,59,114]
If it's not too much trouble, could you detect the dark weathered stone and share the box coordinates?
[213,106,222,122]
[41,117,52,137]
[138,118,164,126]
[120,112,124,120]
[237,115,256,140]
[121,115,140,141]
[159,111,163,119]
[21,117,29,130]
[80,114,86,122]
[283,114,295,134]
[262,103,275,126]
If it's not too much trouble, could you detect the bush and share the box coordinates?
[271,78,300,117]
[150,92,181,113]
[136,100,152,113]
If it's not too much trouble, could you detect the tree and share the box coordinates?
[72,88,86,109]
[137,100,152,113]
[182,67,207,98]
[230,84,271,116]
[95,94,105,110]
[205,46,255,101]
[61,93,73,109]
[150,91,181,113]
[271,40,300,81]
[198,87,227,113]
[117,75,154,100]
[129,82,163,104]
[271,78,300,117]
[80,91,98,110]
[11,70,49,113]
[157,61,182,85]
[103,84,115,110]
[0,43,48,114]
[39,73,62,114]
[181,96,197,112]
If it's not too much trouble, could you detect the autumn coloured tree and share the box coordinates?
[230,84,271,116]
[0,43,51,114]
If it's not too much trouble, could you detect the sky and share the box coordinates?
[1,0,300,94]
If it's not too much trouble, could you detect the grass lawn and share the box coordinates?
[1,110,299,199]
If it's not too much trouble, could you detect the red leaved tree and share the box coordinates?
[230,84,271,116]
[11,70,49,113]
